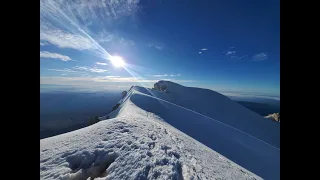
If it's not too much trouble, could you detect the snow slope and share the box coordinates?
[40,99,261,180]
[40,81,279,180]
[132,81,280,149]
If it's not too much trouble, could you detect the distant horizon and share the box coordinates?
[40,81,280,102]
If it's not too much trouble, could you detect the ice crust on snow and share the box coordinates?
[41,81,279,180]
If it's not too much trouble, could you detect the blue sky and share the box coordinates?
[40,0,280,99]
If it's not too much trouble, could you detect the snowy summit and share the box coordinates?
[40,81,280,180]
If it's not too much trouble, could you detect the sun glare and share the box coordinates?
[110,56,125,68]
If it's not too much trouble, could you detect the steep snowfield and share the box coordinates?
[40,100,261,180]
[40,81,279,179]
[133,81,279,149]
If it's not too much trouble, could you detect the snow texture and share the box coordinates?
[41,81,279,180]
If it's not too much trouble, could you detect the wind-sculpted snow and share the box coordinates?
[40,100,261,180]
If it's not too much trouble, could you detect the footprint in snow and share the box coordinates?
[148,134,157,141]
[148,142,155,149]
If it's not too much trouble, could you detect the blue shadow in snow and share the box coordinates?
[130,93,280,180]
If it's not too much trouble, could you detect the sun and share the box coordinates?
[110,56,125,68]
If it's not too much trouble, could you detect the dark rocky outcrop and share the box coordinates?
[265,113,280,122]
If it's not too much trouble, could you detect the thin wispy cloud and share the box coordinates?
[230,55,247,60]
[40,76,195,87]
[220,91,280,101]
[148,43,164,50]
[152,74,181,77]
[226,51,236,56]
[73,66,108,73]
[224,47,247,60]
[104,76,121,78]
[40,0,140,29]
[201,48,208,51]
[199,52,202,54]
[40,51,72,61]
[252,53,268,61]
[236,55,248,60]
[95,76,157,83]
[40,0,139,54]
[46,68,78,73]
[96,31,135,47]
[40,27,98,51]
[153,74,169,77]
[40,42,47,46]
[96,62,108,66]
[120,37,135,46]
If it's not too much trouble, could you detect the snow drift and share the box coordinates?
[40,80,279,180]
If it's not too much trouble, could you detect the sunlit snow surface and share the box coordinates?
[41,81,279,180]
[40,100,261,180]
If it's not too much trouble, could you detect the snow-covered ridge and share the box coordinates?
[131,81,280,148]
[41,81,279,180]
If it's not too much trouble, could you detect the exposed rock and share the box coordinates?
[265,113,280,122]
[154,83,160,90]
[154,81,168,92]
[121,91,127,98]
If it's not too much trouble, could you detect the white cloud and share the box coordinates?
[252,53,268,61]
[40,0,140,28]
[236,55,248,60]
[226,51,236,56]
[96,31,135,47]
[73,66,108,73]
[221,91,280,101]
[96,62,108,66]
[46,68,78,73]
[224,48,247,60]
[152,74,168,77]
[152,74,181,77]
[40,0,139,51]
[104,76,121,78]
[40,51,72,61]
[199,52,202,54]
[40,27,98,51]
[94,76,158,83]
[148,43,164,50]
[40,76,158,87]
[201,48,208,51]
[40,76,195,87]
[40,42,46,46]
[120,37,135,46]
